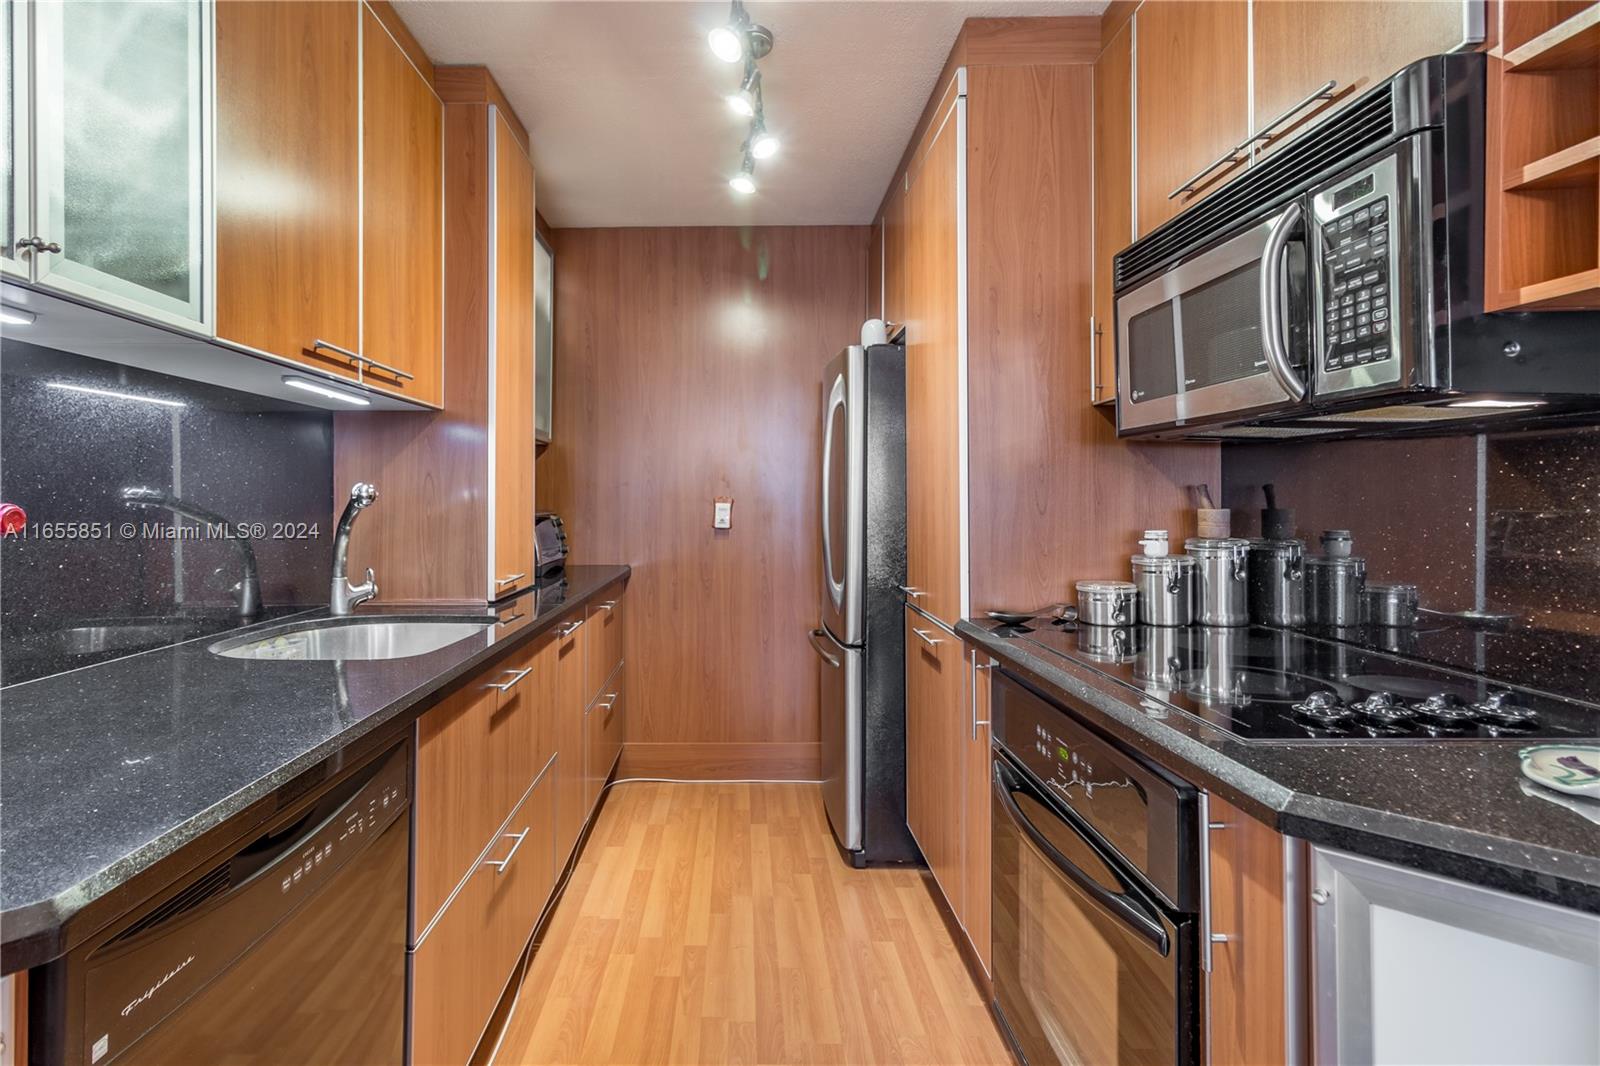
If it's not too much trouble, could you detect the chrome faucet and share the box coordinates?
[121,487,260,621]
[330,482,379,616]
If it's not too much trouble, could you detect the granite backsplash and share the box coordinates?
[1,341,333,684]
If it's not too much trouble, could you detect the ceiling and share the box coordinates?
[395,1,1106,228]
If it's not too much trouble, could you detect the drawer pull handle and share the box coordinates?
[482,827,529,873]
[312,338,416,381]
[598,600,617,611]
[558,620,583,638]
[898,585,926,600]
[496,573,527,587]
[484,667,532,692]
[912,627,943,649]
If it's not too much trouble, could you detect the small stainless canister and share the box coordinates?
[1362,582,1419,627]
[1183,538,1250,626]
[1131,555,1196,627]
[1246,538,1306,627]
[1076,580,1138,627]
[1306,555,1367,626]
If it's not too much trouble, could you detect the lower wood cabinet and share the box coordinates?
[586,594,624,702]
[1204,793,1299,1065]
[586,670,624,813]
[554,616,590,866]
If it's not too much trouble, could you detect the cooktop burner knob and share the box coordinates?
[1354,691,1414,725]
[1293,690,1354,724]
[1472,690,1538,725]
[1412,693,1477,725]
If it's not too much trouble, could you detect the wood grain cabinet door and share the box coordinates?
[1251,1,1474,160]
[902,98,964,627]
[585,591,624,703]
[215,1,361,377]
[960,651,993,975]
[905,608,964,919]
[1092,18,1133,406]
[360,4,444,405]
[1134,0,1250,235]
[553,617,589,865]
[414,680,502,929]
[491,111,537,599]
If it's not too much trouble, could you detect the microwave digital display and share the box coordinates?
[1332,174,1375,210]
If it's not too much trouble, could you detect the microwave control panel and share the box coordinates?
[1312,154,1404,394]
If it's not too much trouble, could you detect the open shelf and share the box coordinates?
[1506,136,1600,190]
[1507,267,1600,310]
[1506,4,1600,71]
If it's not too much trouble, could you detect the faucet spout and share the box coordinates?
[330,483,379,615]
[121,487,260,620]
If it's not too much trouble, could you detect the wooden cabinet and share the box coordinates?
[587,677,624,813]
[1091,17,1133,405]
[1,973,23,1066]
[414,680,501,927]
[1204,793,1301,1066]
[217,1,445,404]
[1485,1,1600,310]
[1252,1,1474,159]
[216,0,360,375]
[586,594,624,702]
[905,607,965,919]
[492,112,537,597]
[553,616,590,866]
[883,184,908,333]
[902,94,964,627]
[360,4,444,404]
[1134,1,1250,235]
[960,651,993,974]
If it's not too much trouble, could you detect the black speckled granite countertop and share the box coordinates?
[0,564,629,972]
[958,620,1600,914]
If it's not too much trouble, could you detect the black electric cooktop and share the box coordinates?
[991,618,1600,743]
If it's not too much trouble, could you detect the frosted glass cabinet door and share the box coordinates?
[1,0,29,280]
[32,0,209,329]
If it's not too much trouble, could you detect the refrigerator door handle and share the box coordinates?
[808,628,841,668]
[821,374,848,616]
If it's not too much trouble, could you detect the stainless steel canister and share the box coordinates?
[1131,555,1195,626]
[1306,555,1367,626]
[1135,624,1193,689]
[1362,582,1419,627]
[1076,580,1138,627]
[1076,622,1136,663]
[1246,538,1306,627]
[1183,538,1250,626]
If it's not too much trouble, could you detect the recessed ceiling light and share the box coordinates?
[282,374,372,406]
[1,305,36,326]
[46,381,186,408]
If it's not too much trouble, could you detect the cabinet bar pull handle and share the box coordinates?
[1248,79,1338,147]
[312,339,416,382]
[484,667,532,692]
[912,627,943,648]
[898,585,927,599]
[971,655,996,740]
[558,620,583,637]
[598,600,617,611]
[495,573,527,587]
[482,827,529,873]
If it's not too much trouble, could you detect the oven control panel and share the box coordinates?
[1312,153,1405,394]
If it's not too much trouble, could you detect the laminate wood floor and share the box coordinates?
[491,782,1011,1066]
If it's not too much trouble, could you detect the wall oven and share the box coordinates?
[1115,52,1600,440]
[990,670,1199,1065]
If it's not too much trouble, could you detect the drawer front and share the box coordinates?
[585,592,623,703]
[595,677,624,789]
[415,679,502,929]
[554,615,589,867]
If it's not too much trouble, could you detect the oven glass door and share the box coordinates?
[1116,204,1311,434]
[991,752,1193,1066]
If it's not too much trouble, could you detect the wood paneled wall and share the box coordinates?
[538,227,868,780]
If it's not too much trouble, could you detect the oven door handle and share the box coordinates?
[993,758,1170,955]
[1259,201,1307,402]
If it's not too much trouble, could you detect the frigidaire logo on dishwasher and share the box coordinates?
[121,954,194,1018]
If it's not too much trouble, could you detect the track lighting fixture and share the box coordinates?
[727,64,760,117]
[707,0,773,64]
[729,153,757,195]
[749,118,779,160]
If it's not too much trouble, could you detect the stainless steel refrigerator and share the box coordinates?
[811,343,918,867]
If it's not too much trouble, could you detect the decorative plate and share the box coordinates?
[1519,745,1600,798]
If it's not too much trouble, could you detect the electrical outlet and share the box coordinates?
[713,497,733,529]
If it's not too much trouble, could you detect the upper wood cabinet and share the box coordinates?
[492,111,537,598]
[1134,1,1250,235]
[361,4,444,405]
[216,1,361,377]
[902,90,964,628]
[1252,1,1477,158]
[1091,17,1133,405]
[216,0,443,405]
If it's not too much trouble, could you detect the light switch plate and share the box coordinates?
[713,497,733,529]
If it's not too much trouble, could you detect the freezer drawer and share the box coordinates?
[811,626,861,852]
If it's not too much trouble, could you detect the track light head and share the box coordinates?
[707,24,744,63]
[749,118,779,159]
[729,151,757,195]
[708,1,773,63]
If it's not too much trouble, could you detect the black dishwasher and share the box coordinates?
[33,742,410,1066]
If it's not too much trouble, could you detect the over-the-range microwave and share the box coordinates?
[1113,52,1600,441]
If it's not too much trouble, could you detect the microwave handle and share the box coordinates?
[1260,202,1307,402]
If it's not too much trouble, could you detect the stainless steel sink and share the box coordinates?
[209,619,493,661]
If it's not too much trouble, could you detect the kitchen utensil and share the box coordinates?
[1131,555,1195,626]
[1261,483,1296,540]
[1184,538,1250,626]
[1196,509,1232,539]
[1247,538,1306,626]
[986,610,1035,627]
[1417,606,1519,630]
[1519,745,1600,798]
[1306,555,1366,626]
[1076,580,1137,627]
[1362,582,1419,627]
